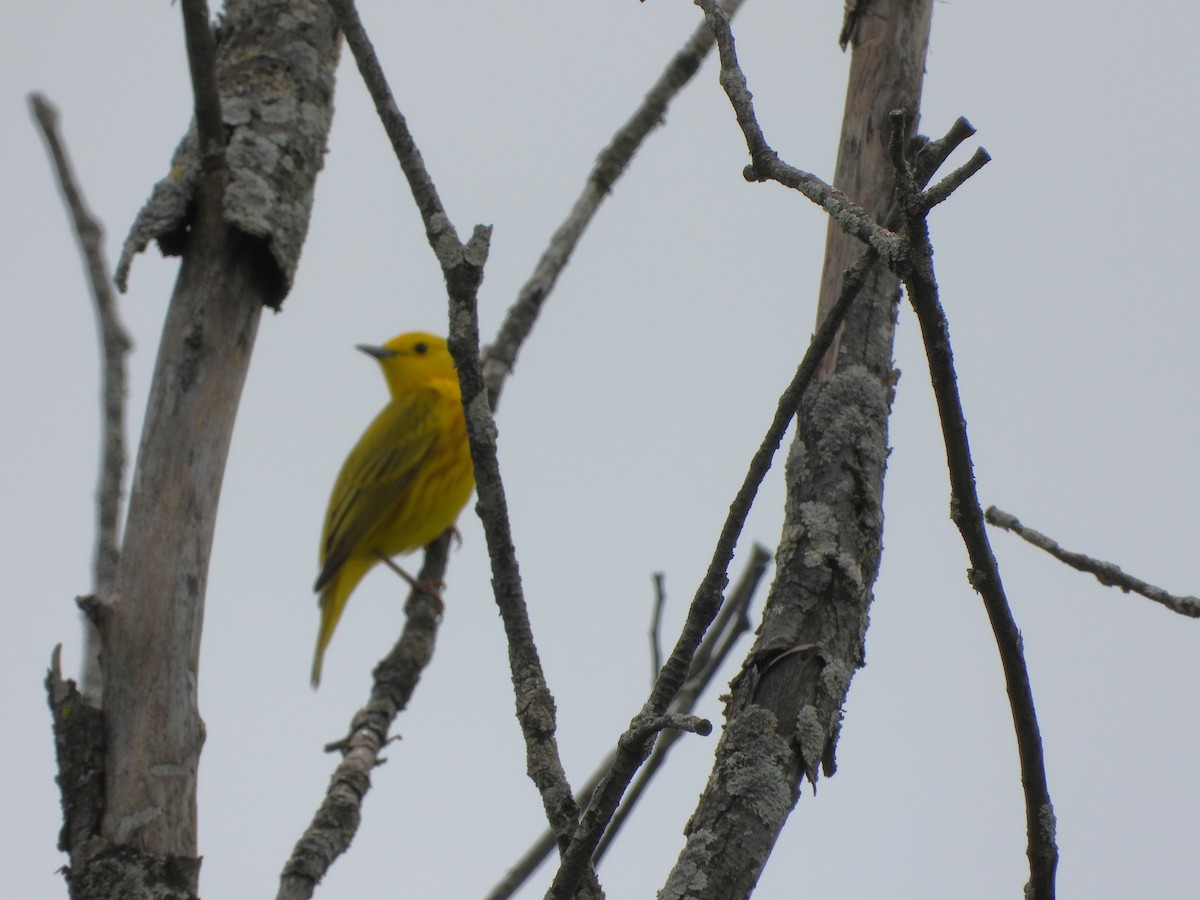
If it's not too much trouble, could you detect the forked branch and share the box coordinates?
[486,545,769,900]
[547,247,878,899]
[685,2,1052,896]
[886,111,1058,899]
[327,1,596,892]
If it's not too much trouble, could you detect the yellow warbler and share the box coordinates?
[311,332,474,687]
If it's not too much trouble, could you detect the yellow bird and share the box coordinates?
[311,332,474,687]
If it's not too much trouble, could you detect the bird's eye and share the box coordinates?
[413,342,428,355]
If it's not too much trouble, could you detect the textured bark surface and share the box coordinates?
[662,2,933,897]
[815,0,933,380]
[47,3,341,897]
[100,231,268,861]
[116,0,340,298]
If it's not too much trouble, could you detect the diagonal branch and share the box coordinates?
[696,0,901,263]
[447,266,603,899]
[482,0,748,408]
[887,111,1058,900]
[278,539,452,900]
[329,3,761,894]
[29,94,131,602]
[986,507,1200,618]
[484,550,769,900]
[326,0,455,254]
[593,543,770,863]
[328,2,598,891]
[179,0,225,159]
[317,3,591,892]
[919,147,991,212]
[29,93,131,703]
[547,248,876,899]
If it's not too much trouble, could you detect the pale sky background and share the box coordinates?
[4,2,1199,898]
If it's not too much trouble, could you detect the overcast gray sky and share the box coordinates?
[5,2,1199,897]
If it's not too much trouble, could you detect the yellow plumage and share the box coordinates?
[311,332,474,687]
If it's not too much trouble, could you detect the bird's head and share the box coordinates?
[357,332,458,398]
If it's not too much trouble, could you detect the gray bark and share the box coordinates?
[661,2,934,896]
[48,3,340,897]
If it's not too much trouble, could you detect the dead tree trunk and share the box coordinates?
[48,3,339,897]
[662,2,933,895]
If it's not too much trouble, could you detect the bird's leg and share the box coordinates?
[375,551,445,615]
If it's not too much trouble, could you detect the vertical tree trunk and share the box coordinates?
[48,4,340,897]
[661,2,933,896]
[100,230,267,859]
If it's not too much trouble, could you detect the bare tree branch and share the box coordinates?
[29,93,131,703]
[326,2,599,892]
[919,147,991,211]
[326,0,457,254]
[662,3,934,896]
[447,260,603,899]
[888,111,1057,899]
[986,507,1200,618]
[277,538,452,900]
[547,246,875,898]
[696,0,901,267]
[649,573,667,683]
[623,714,712,745]
[179,0,225,159]
[910,116,977,184]
[93,4,340,893]
[481,0,748,408]
[594,543,768,863]
[487,544,769,900]
[325,3,758,894]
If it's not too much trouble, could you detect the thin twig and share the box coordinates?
[622,714,712,746]
[327,0,453,249]
[29,94,130,596]
[592,543,767,863]
[910,116,978,188]
[650,573,667,683]
[547,249,875,898]
[986,507,1200,618]
[920,147,992,212]
[277,537,452,900]
[887,111,1057,899]
[487,544,768,900]
[482,0,748,408]
[448,274,602,899]
[312,5,528,897]
[327,2,752,894]
[29,93,131,703]
[179,0,225,159]
[696,0,900,265]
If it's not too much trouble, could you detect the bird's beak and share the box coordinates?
[356,344,394,360]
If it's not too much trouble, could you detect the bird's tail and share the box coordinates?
[311,553,386,687]
[311,582,345,688]
[311,559,368,687]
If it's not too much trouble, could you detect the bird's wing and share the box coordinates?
[314,388,441,592]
